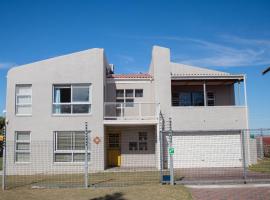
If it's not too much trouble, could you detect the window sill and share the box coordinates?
[14,162,31,165]
[52,113,92,117]
[53,162,90,166]
[15,114,32,117]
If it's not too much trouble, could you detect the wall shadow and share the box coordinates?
[89,192,126,200]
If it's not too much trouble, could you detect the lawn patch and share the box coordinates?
[0,184,192,200]
[249,158,270,173]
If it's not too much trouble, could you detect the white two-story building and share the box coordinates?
[5,46,251,174]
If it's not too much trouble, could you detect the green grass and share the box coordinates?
[0,183,192,200]
[0,157,2,171]
[0,171,192,199]
[249,158,270,173]
[3,171,161,189]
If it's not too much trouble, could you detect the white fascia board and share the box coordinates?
[106,78,153,84]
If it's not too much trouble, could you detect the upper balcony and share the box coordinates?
[104,102,159,125]
[170,74,248,131]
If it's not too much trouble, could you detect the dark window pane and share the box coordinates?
[57,132,72,150]
[125,89,133,97]
[53,104,71,114]
[116,90,124,98]
[54,153,72,162]
[135,89,143,97]
[125,99,134,107]
[129,142,137,151]
[73,153,90,162]
[179,92,192,106]
[116,99,124,108]
[139,132,147,141]
[72,104,90,113]
[172,93,179,106]
[60,88,71,103]
[207,92,215,106]
[72,87,89,102]
[54,87,71,103]
[108,134,120,148]
[192,92,204,106]
[139,142,147,151]
[74,132,85,150]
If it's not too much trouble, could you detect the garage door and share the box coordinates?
[171,132,242,168]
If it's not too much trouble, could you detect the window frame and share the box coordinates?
[116,89,144,109]
[138,132,148,151]
[15,131,31,163]
[207,91,215,106]
[53,131,91,163]
[15,84,32,116]
[177,91,205,107]
[129,142,138,151]
[52,84,92,115]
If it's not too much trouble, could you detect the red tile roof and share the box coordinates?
[107,73,152,79]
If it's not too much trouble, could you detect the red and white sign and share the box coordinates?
[93,137,101,144]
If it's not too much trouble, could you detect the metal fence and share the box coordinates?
[159,117,270,185]
[1,121,270,190]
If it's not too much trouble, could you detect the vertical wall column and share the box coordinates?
[203,81,207,106]
[243,75,251,164]
[237,81,241,105]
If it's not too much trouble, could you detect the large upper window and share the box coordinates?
[54,131,90,162]
[15,85,32,115]
[172,92,204,106]
[53,84,91,114]
[172,91,215,106]
[15,131,31,162]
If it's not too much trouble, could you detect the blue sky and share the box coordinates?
[0,0,269,128]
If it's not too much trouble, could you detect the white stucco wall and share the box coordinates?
[5,49,107,174]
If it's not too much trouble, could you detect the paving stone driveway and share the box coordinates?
[189,187,270,200]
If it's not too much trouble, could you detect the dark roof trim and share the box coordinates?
[171,74,244,81]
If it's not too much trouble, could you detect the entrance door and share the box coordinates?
[107,133,121,167]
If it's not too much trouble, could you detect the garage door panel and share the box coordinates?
[167,133,242,168]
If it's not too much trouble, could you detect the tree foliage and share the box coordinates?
[0,117,5,134]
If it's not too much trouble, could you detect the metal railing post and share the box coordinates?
[84,122,89,189]
[120,103,123,119]
[241,130,247,183]
[159,112,164,183]
[2,125,6,190]
[169,117,174,185]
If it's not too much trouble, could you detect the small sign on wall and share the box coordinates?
[93,137,101,144]
[169,147,174,155]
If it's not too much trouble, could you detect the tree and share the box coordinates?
[0,117,5,134]
[262,67,270,75]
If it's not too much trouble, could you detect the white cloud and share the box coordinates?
[0,62,17,70]
[116,55,135,64]
[121,35,270,67]
[158,36,270,67]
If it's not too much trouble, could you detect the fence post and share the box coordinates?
[241,130,247,183]
[260,128,264,159]
[2,125,6,191]
[169,117,174,185]
[159,112,164,183]
[84,122,89,189]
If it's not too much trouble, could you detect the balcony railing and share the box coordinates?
[104,102,159,120]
